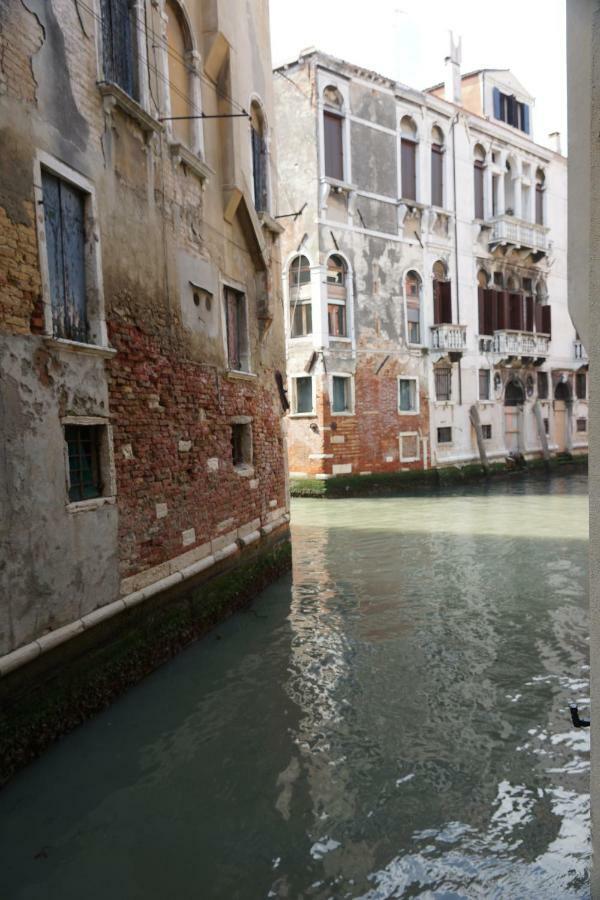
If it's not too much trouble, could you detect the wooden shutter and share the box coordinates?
[440,281,452,324]
[535,301,544,333]
[474,162,484,219]
[431,145,443,207]
[521,103,530,134]
[42,170,87,342]
[525,295,534,331]
[226,289,240,369]
[478,287,485,333]
[484,289,496,334]
[252,128,267,211]
[102,0,136,98]
[401,139,416,200]
[324,112,344,181]
[497,291,509,329]
[509,293,523,330]
[541,305,552,336]
[433,279,442,324]
[493,87,502,120]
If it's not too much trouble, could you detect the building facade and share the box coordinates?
[0,1,288,687]
[274,47,587,480]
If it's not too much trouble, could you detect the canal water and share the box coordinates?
[0,476,590,899]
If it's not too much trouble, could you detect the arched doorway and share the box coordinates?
[504,378,525,453]
[554,379,572,452]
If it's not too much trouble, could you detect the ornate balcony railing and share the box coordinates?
[574,340,588,361]
[488,216,549,255]
[493,330,549,357]
[430,323,467,351]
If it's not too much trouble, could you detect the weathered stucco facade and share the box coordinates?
[0,0,288,677]
[274,49,587,480]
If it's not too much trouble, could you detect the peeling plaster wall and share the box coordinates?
[0,0,287,658]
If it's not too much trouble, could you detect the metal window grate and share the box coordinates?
[435,368,452,401]
[65,425,102,502]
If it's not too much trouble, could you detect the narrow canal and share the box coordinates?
[0,476,590,899]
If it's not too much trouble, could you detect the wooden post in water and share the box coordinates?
[469,405,489,471]
[533,399,551,461]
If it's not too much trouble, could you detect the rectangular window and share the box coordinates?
[543,418,549,435]
[231,423,252,467]
[65,425,102,503]
[328,303,347,337]
[492,174,499,216]
[435,367,452,402]
[42,169,88,343]
[509,293,524,331]
[433,280,452,325]
[537,371,549,400]
[100,0,138,100]
[437,426,452,444]
[290,300,312,338]
[482,424,492,440]
[431,144,444,207]
[324,111,344,181]
[398,378,418,413]
[474,161,485,219]
[493,88,529,134]
[401,138,417,201]
[479,369,491,401]
[294,376,313,414]
[535,185,544,225]
[577,418,588,433]
[331,375,352,414]
[399,432,420,462]
[576,372,587,399]
[252,127,268,212]
[225,287,249,372]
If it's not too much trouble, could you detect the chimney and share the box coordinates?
[548,131,562,154]
[444,32,462,105]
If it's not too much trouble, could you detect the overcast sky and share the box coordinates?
[270,0,566,152]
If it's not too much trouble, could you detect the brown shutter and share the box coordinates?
[535,185,544,225]
[484,289,496,334]
[541,304,552,336]
[441,280,452,324]
[497,291,509,329]
[226,289,240,369]
[478,287,485,333]
[509,293,523,330]
[324,112,344,181]
[474,162,485,219]
[431,145,443,207]
[433,280,442,324]
[401,139,416,200]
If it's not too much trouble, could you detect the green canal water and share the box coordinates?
[0,476,590,899]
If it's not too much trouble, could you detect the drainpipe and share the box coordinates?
[451,113,463,405]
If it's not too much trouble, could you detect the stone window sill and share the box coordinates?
[225,370,257,382]
[289,412,316,419]
[44,336,117,359]
[234,464,255,478]
[97,82,163,136]
[258,212,285,234]
[169,141,213,184]
[398,409,420,416]
[67,496,116,514]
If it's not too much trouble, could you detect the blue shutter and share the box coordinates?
[101,0,136,99]
[493,87,501,120]
[42,171,87,342]
[522,103,530,134]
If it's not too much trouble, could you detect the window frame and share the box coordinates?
[576,371,587,400]
[576,418,588,434]
[329,373,354,416]
[287,254,313,340]
[62,416,116,512]
[290,375,315,417]
[34,152,109,351]
[326,253,349,340]
[223,283,251,373]
[479,369,491,402]
[398,376,420,415]
[404,269,423,346]
[230,420,253,470]
[399,431,421,463]
[434,366,452,402]
[437,426,453,444]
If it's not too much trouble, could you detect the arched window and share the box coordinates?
[165,1,203,154]
[432,260,452,325]
[405,270,422,344]
[327,254,348,337]
[431,126,444,208]
[535,168,545,225]
[250,100,268,212]
[505,378,525,407]
[323,86,345,181]
[474,144,486,219]
[289,255,312,338]
[401,116,418,201]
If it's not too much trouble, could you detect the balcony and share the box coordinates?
[430,324,467,358]
[487,215,549,259]
[493,330,549,358]
[574,340,588,362]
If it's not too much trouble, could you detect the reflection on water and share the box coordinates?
[0,476,590,899]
